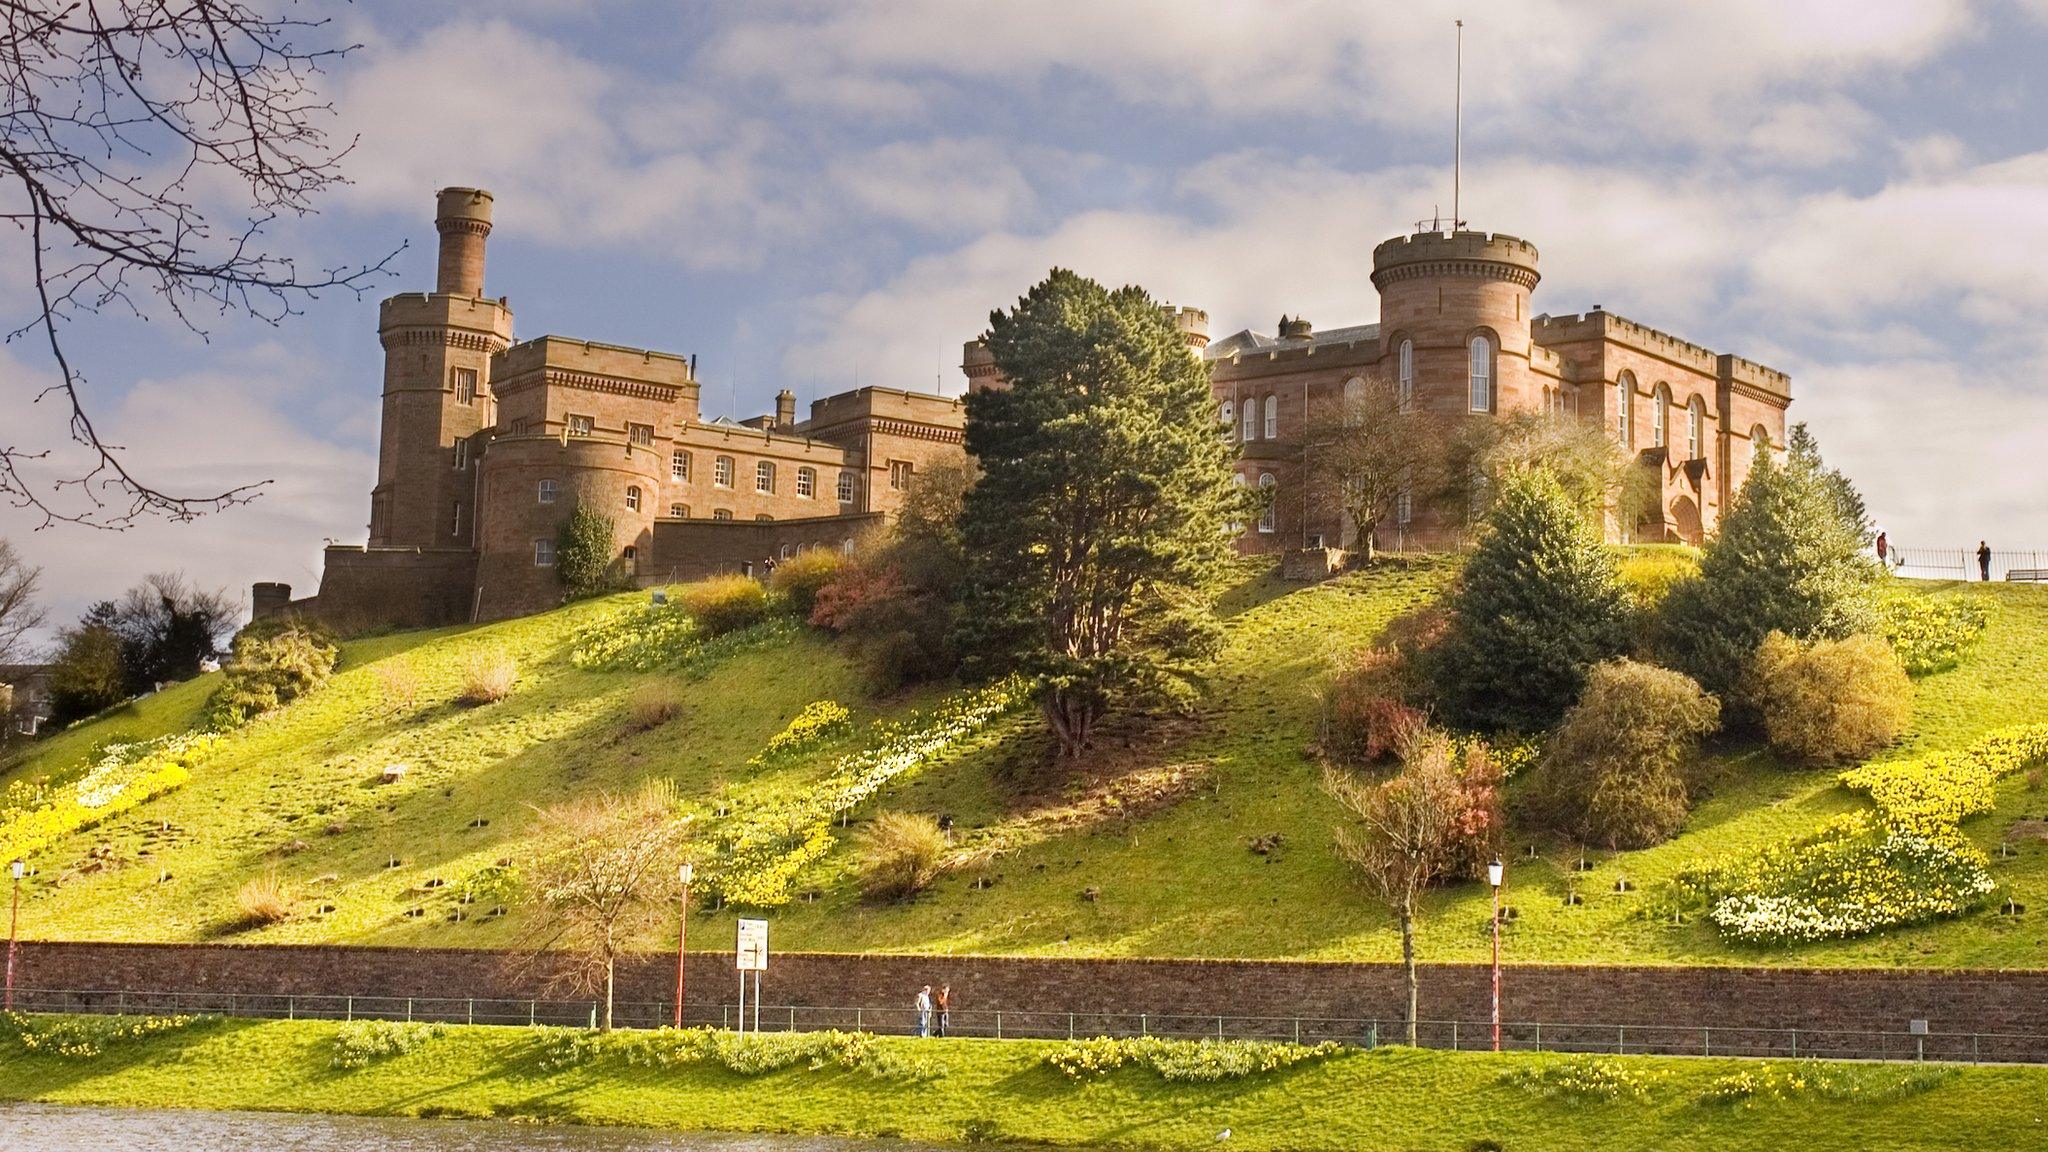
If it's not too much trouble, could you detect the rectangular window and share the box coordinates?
[796,467,815,498]
[538,479,558,504]
[837,471,855,503]
[1396,490,1412,525]
[755,460,775,494]
[451,502,463,537]
[452,438,469,470]
[625,485,642,512]
[671,450,689,481]
[713,509,732,521]
[669,503,687,518]
[714,455,734,487]
[628,422,654,447]
[453,368,478,406]
[889,460,912,491]
[567,414,594,437]
[755,514,773,522]
[533,539,555,567]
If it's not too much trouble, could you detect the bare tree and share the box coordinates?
[1303,377,1453,562]
[2,1,393,527]
[0,538,44,665]
[520,782,692,1031]
[1324,734,1499,1044]
[1464,412,1651,529]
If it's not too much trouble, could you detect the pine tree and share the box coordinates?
[1658,440,1879,703]
[1428,468,1632,732]
[956,269,1242,758]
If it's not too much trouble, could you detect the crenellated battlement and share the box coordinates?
[1371,229,1540,291]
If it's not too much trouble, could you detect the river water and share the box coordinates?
[0,1104,964,1151]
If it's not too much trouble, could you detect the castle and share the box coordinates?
[255,189,1790,627]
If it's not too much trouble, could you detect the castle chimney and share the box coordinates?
[1278,315,1314,342]
[434,187,494,296]
[774,388,797,428]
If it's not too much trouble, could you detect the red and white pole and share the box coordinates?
[6,860,24,1011]
[674,862,694,1029]
[1488,858,1504,1053]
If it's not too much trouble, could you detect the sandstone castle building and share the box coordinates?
[256,189,1790,627]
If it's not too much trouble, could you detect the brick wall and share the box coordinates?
[15,942,2048,1044]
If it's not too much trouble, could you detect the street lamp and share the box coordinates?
[674,862,695,1029]
[6,859,24,1011]
[1487,857,1505,1053]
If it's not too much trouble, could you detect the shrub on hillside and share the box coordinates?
[1658,429,1878,708]
[555,506,622,600]
[1321,649,1427,765]
[769,547,847,621]
[1616,546,1700,611]
[812,559,957,692]
[235,870,294,926]
[624,681,684,732]
[1873,592,1987,676]
[1427,469,1632,732]
[679,574,769,636]
[204,617,340,730]
[458,649,517,705]
[1750,632,1910,766]
[1519,660,1721,850]
[856,810,951,900]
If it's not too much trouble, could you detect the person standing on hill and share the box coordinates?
[1978,540,1993,582]
[1875,529,1888,565]
[915,985,934,1038]
[935,984,951,1037]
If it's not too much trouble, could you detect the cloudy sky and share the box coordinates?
[7,0,2048,639]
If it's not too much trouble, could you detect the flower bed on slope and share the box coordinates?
[0,733,216,864]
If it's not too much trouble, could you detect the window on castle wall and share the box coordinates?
[1219,400,1234,438]
[1263,394,1278,439]
[780,544,793,559]
[756,514,773,522]
[1750,425,1770,465]
[1653,386,1670,448]
[1241,396,1257,441]
[451,502,463,538]
[454,368,477,406]
[537,479,558,504]
[1343,377,1366,425]
[756,461,775,494]
[1397,489,1412,526]
[672,450,690,481]
[714,509,732,521]
[714,456,734,487]
[567,414,594,437]
[1468,334,1493,413]
[533,539,554,567]
[1257,473,1277,533]
[1687,398,1704,460]
[797,467,816,498]
[670,503,686,518]
[629,423,654,447]
[623,545,637,561]
[452,438,469,470]
[1229,473,1248,534]
[837,471,855,503]
[1616,373,1634,448]
[626,485,641,512]
[889,460,912,491]
[1397,339,1414,412]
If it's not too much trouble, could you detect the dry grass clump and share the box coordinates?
[458,649,517,706]
[235,870,294,925]
[625,681,685,732]
[373,659,421,712]
[856,811,951,901]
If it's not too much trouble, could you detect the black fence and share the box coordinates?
[11,987,2048,1065]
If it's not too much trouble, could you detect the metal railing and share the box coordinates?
[10,987,2048,1065]
[1889,547,2048,582]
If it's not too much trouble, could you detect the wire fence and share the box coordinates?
[1887,547,2048,582]
[10,987,2048,1065]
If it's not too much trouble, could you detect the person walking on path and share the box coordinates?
[1979,540,1993,582]
[915,985,934,1038]
[935,984,951,1038]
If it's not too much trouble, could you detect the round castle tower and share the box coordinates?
[1369,230,1540,416]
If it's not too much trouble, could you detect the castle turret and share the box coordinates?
[435,187,494,296]
[1370,230,1540,416]
[1163,305,1210,353]
[775,388,797,428]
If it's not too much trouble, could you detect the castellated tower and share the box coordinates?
[1369,230,1542,416]
[368,188,516,548]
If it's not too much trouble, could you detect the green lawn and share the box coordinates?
[1,1016,2041,1151]
[5,563,2048,968]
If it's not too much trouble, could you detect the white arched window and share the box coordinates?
[1397,339,1414,412]
[1750,424,1770,465]
[1343,376,1366,425]
[625,485,641,512]
[796,466,816,498]
[1241,396,1257,441]
[755,460,775,494]
[1229,473,1248,534]
[836,471,855,503]
[1263,394,1278,439]
[1257,473,1277,533]
[1219,400,1235,437]
[1467,334,1493,412]
[1687,396,1705,460]
[1652,384,1671,449]
[1615,372,1635,448]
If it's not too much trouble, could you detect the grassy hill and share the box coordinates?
[5,560,2048,968]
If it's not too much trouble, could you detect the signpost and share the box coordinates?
[736,918,768,1034]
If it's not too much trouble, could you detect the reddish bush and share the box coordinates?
[1323,649,1428,765]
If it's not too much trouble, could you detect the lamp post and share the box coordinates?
[673,862,694,1029]
[6,860,23,1011]
[1487,857,1504,1052]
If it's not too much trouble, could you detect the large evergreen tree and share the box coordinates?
[957,269,1241,758]
[1428,468,1632,732]
[1657,437,1878,703]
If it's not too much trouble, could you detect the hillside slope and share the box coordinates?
[5,562,2048,968]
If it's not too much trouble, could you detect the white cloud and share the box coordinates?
[828,139,1039,234]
